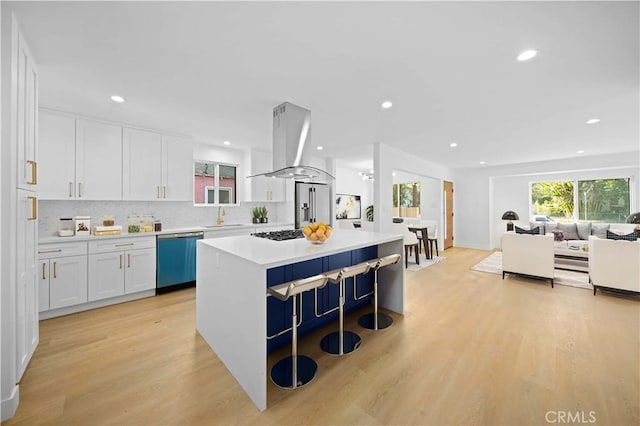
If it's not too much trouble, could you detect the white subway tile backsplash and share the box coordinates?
[39,200,293,237]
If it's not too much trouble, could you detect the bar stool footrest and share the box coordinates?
[358,312,393,330]
[320,331,362,355]
[270,355,318,389]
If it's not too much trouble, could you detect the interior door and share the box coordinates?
[444,181,454,249]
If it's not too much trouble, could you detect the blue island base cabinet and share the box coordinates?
[266,245,378,353]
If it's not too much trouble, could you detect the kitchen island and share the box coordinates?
[195,229,404,411]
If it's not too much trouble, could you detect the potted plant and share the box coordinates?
[252,207,261,224]
[259,206,268,223]
[365,205,374,222]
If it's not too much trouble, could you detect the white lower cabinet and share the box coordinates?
[87,252,125,301]
[88,237,156,302]
[38,241,88,311]
[46,256,88,310]
[124,247,156,294]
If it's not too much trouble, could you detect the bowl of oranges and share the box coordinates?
[302,222,332,244]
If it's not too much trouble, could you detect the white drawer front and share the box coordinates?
[89,236,156,254]
[38,241,88,259]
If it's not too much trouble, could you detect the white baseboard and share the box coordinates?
[1,384,19,422]
[39,290,155,320]
[453,242,493,250]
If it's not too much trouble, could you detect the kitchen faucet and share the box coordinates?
[217,206,225,225]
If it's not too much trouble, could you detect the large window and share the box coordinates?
[393,182,421,218]
[531,178,630,223]
[194,161,237,205]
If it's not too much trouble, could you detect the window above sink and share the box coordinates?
[194,161,238,206]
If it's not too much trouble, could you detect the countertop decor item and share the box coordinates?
[501,210,519,231]
[302,222,332,244]
[75,216,91,236]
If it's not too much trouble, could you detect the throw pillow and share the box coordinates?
[529,222,545,234]
[606,230,640,241]
[557,222,579,240]
[515,226,540,235]
[552,229,564,241]
[576,222,591,240]
[591,223,609,239]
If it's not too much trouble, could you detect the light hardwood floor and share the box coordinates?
[6,247,639,425]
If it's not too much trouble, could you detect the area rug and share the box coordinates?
[407,256,446,272]
[471,251,591,290]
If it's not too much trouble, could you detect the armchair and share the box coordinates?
[588,236,640,295]
[501,233,555,287]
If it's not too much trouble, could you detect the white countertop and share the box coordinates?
[39,222,293,244]
[199,229,403,268]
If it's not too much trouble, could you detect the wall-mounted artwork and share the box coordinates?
[336,194,361,219]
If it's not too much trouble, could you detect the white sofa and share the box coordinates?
[521,222,637,272]
[588,235,640,296]
[501,233,555,287]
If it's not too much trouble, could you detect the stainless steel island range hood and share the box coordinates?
[249,102,334,180]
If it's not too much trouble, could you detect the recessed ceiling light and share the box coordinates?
[586,118,600,124]
[316,146,323,151]
[576,150,585,154]
[110,95,125,103]
[450,142,458,148]
[381,101,393,109]
[223,140,231,145]
[517,50,538,61]
[479,161,486,165]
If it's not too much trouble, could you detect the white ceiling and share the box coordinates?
[7,1,639,170]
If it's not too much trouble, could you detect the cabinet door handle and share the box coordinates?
[119,254,123,269]
[27,160,37,185]
[128,253,131,268]
[115,243,134,247]
[69,182,73,198]
[78,182,83,198]
[38,248,62,254]
[53,261,57,279]
[28,196,37,220]
[163,186,167,199]
[157,185,160,199]
[42,263,46,280]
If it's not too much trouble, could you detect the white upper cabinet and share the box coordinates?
[16,31,39,191]
[162,135,193,201]
[123,128,163,200]
[38,112,76,199]
[39,112,122,200]
[75,119,122,200]
[250,149,285,202]
[123,128,193,201]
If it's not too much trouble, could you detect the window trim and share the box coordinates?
[194,160,239,206]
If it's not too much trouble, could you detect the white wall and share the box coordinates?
[454,152,640,250]
[335,162,373,225]
[392,170,441,222]
[373,143,454,249]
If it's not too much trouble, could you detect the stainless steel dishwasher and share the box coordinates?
[156,231,204,294]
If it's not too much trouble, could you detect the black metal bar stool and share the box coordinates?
[267,274,328,389]
[358,254,401,330]
[320,262,371,355]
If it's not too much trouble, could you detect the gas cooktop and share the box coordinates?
[251,229,304,241]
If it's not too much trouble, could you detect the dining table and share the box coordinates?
[407,224,432,259]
